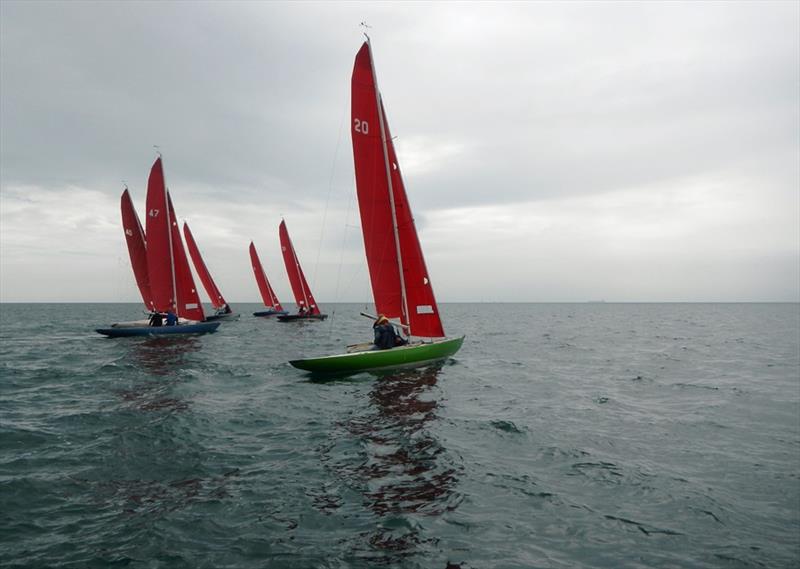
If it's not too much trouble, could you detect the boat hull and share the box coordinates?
[96,322,220,337]
[204,312,239,322]
[290,335,464,374]
[277,313,328,322]
[110,319,151,328]
[253,309,289,317]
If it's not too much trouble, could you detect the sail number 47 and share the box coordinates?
[354,118,369,134]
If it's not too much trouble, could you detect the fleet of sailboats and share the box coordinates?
[96,158,219,337]
[99,36,462,373]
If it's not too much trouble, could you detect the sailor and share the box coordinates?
[373,315,402,350]
[165,309,178,326]
[148,312,164,327]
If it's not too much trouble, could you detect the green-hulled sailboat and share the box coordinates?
[289,36,464,374]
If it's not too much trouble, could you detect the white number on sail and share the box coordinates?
[148,209,159,217]
[354,118,369,134]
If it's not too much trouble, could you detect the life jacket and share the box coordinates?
[373,323,397,350]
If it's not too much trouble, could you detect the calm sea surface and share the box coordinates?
[1,303,798,568]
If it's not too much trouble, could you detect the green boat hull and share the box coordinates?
[289,336,464,374]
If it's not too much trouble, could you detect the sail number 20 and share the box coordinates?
[354,118,369,135]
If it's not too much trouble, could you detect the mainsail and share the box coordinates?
[183,222,228,310]
[351,40,444,338]
[120,188,154,311]
[249,241,283,310]
[278,220,320,315]
[144,158,173,312]
[143,157,204,321]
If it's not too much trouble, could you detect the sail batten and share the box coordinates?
[249,241,283,310]
[351,41,445,338]
[279,220,320,315]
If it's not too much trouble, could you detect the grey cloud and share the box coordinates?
[1,1,797,302]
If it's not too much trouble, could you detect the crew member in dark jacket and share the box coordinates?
[373,315,405,349]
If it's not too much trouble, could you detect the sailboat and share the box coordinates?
[289,38,463,373]
[249,241,288,317]
[97,157,220,337]
[276,220,328,322]
[183,222,237,321]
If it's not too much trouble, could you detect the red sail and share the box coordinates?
[143,157,204,321]
[168,194,205,321]
[279,220,320,315]
[249,241,283,310]
[120,188,154,310]
[183,222,227,309]
[144,157,173,313]
[351,41,445,338]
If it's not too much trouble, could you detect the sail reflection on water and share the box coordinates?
[113,337,202,412]
[356,366,461,517]
[127,336,201,377]
[323,364,462,557]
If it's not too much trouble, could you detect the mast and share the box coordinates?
[365,34,411,335]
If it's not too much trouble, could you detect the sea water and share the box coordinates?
[1,303,798,568]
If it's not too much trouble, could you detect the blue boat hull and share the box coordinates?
[253,310,289,317]
[96,322,220,337]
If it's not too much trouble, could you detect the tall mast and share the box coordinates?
[365,34,411,335]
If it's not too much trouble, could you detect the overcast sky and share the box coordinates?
[1,1,798,303]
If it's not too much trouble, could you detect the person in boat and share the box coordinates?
[373,315,407,349]
[165,309,178,326]
[148,312,164,327]
[215,303,232,316]
[298,305,308,316]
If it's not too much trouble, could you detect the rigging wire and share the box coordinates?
[310,89,349,332]
[311,87,348,298]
